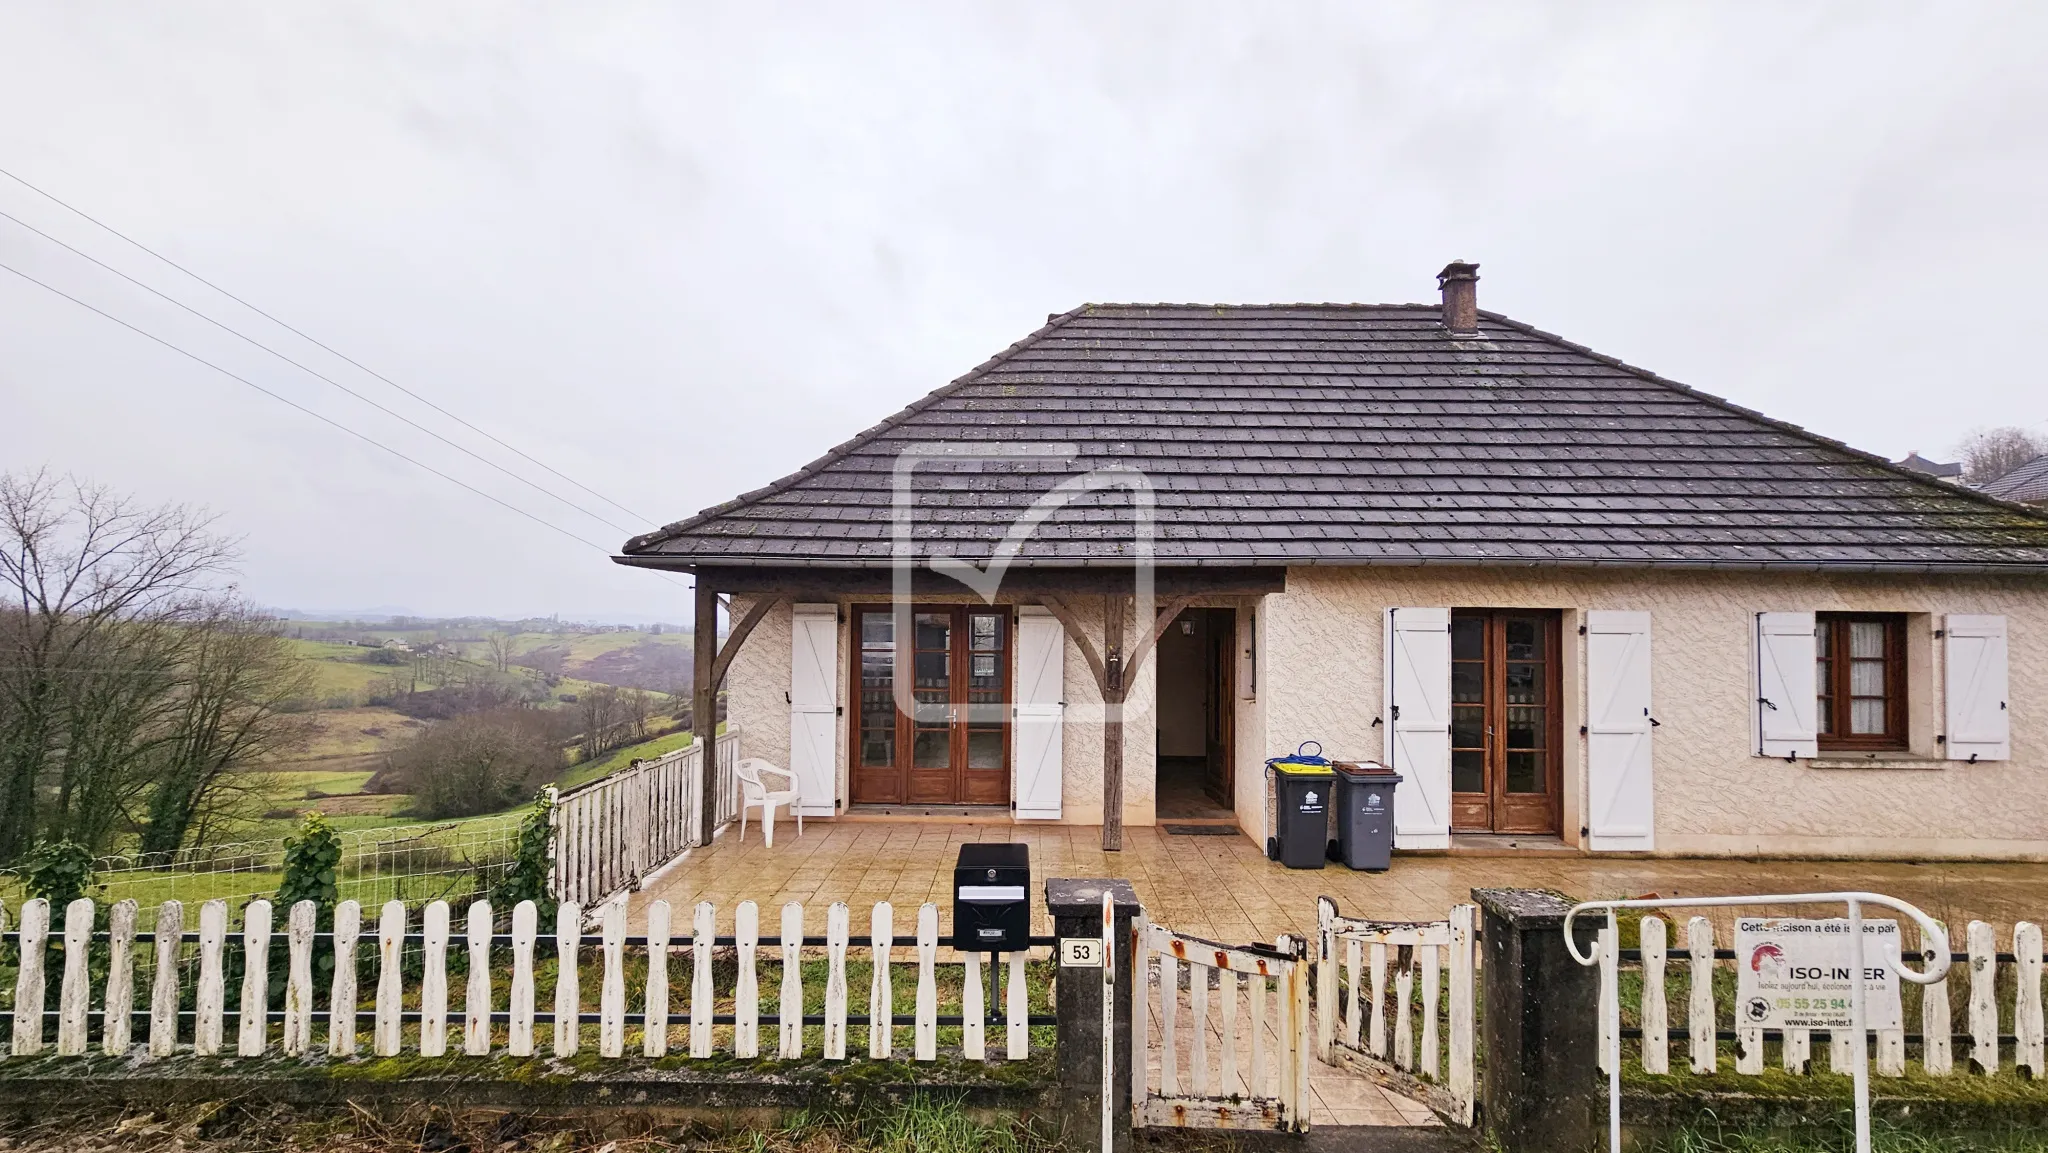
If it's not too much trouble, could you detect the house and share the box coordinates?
[1894,451,1963,480]
[1982,454,2048,507]
[617,262,2048,861]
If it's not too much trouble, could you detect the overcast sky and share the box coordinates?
[3,3,2045,622]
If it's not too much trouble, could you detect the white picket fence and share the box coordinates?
[549,727,741,908]
[1314,898,1478,1125]
[2,891,1048,1062]
[1132,914,1312,1133]
[1601,915,2046,1078]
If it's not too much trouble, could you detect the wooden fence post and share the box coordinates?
[195,899,227,1056]
[735,900,760,1059]
[644,899,671,1058]
[825,902,849,1061]
[10,899,48,1057]
[237,900,273,1057]
[375,901,405,1057]
[149,900,183,1057]
[466,900,493,1056]
[2016,922,2044,1078]
[554,901,582,1057]
[868,902,893,1059]
[329,900,361,1058]
[601,897,627,1058]
[57,898,95,1055]
[690,902,714,1058]
[1969,920,1998,1073]
[284,900,316,1055]
[510,900,537,1057]
[915,903,939,1062]
[103,899,138,1056]
[1920,920,1951,1076]
[779,903,804,1059]
[421,900,450,1057]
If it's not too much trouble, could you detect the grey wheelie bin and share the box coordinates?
[1332,761,1401,871]
[1264,741,1336,870]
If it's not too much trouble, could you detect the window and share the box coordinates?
[1815,613,1906,750]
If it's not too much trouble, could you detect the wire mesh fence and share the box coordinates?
[0,817,523,914]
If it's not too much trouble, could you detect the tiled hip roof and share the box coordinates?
[621,304,2048,573]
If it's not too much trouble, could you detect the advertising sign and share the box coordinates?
[1734,917,1902,1031]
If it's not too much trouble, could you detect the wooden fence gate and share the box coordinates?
[1130,915,1311,1132]
[1314,897,1479,1125]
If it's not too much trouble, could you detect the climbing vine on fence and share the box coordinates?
[276,811,342,914]
[491,789,556,918]
[15,839,96,907]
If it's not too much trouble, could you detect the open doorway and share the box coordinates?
[1153,607,1235,821]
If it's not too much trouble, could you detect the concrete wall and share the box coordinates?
[1256,567,2048,860]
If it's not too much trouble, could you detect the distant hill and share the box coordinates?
[278,616,692,693]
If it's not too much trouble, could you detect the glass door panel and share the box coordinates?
[907,612,956,802]
[1450,610,1561,834]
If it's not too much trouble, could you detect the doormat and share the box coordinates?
[1162,824,1238,835]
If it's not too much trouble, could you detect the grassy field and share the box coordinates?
[557,727,695,790]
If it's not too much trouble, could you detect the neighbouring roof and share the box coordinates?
[1894,451,1962,479]
[1983,454,2048,505]
[621,304,2048,573]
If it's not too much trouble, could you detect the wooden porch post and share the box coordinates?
[1040,591,1195,853]
[1102,593,1126,851]
[690,580,787,842]
[693,580,719,839]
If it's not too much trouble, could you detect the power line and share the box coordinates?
[0,164,655,525]
[0,255,622,558]
[0,207,641,537]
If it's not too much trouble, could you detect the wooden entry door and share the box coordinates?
[850,605,1010,805]
[1450,610,1562,834]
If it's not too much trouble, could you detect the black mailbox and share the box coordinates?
[953,843,1031,952]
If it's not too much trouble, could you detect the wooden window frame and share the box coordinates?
[1815,612,1908,751]
[846,603,1013,806]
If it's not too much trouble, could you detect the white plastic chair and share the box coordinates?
[735,758,802,847]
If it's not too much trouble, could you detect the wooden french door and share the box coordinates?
[850,605,1011,805]
[1450,610,1563,834]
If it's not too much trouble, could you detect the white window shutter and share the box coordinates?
[788,604,839,816]
[1386,608,1451,850]
[1945,614,2010,762]
[1586,611,1654,852]
[1013,607,1065,819]
[1754,612,1818,758]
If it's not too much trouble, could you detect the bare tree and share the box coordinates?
[136,602,314,854]
[1955,426,2048,485]
[0,471,235,861]
[483,631,514,674]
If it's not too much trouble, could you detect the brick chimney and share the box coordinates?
[1438,260,1480,337]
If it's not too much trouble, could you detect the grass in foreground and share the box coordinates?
[0,1095,1059,1153]
[1653,1117,2048,1153]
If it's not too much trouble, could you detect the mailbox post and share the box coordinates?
[1048,878,1141,1153]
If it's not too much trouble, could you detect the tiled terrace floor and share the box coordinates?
[638,821,2048,944]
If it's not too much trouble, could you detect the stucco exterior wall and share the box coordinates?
[1257,567,2048,859]
[720,568,2047,858]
